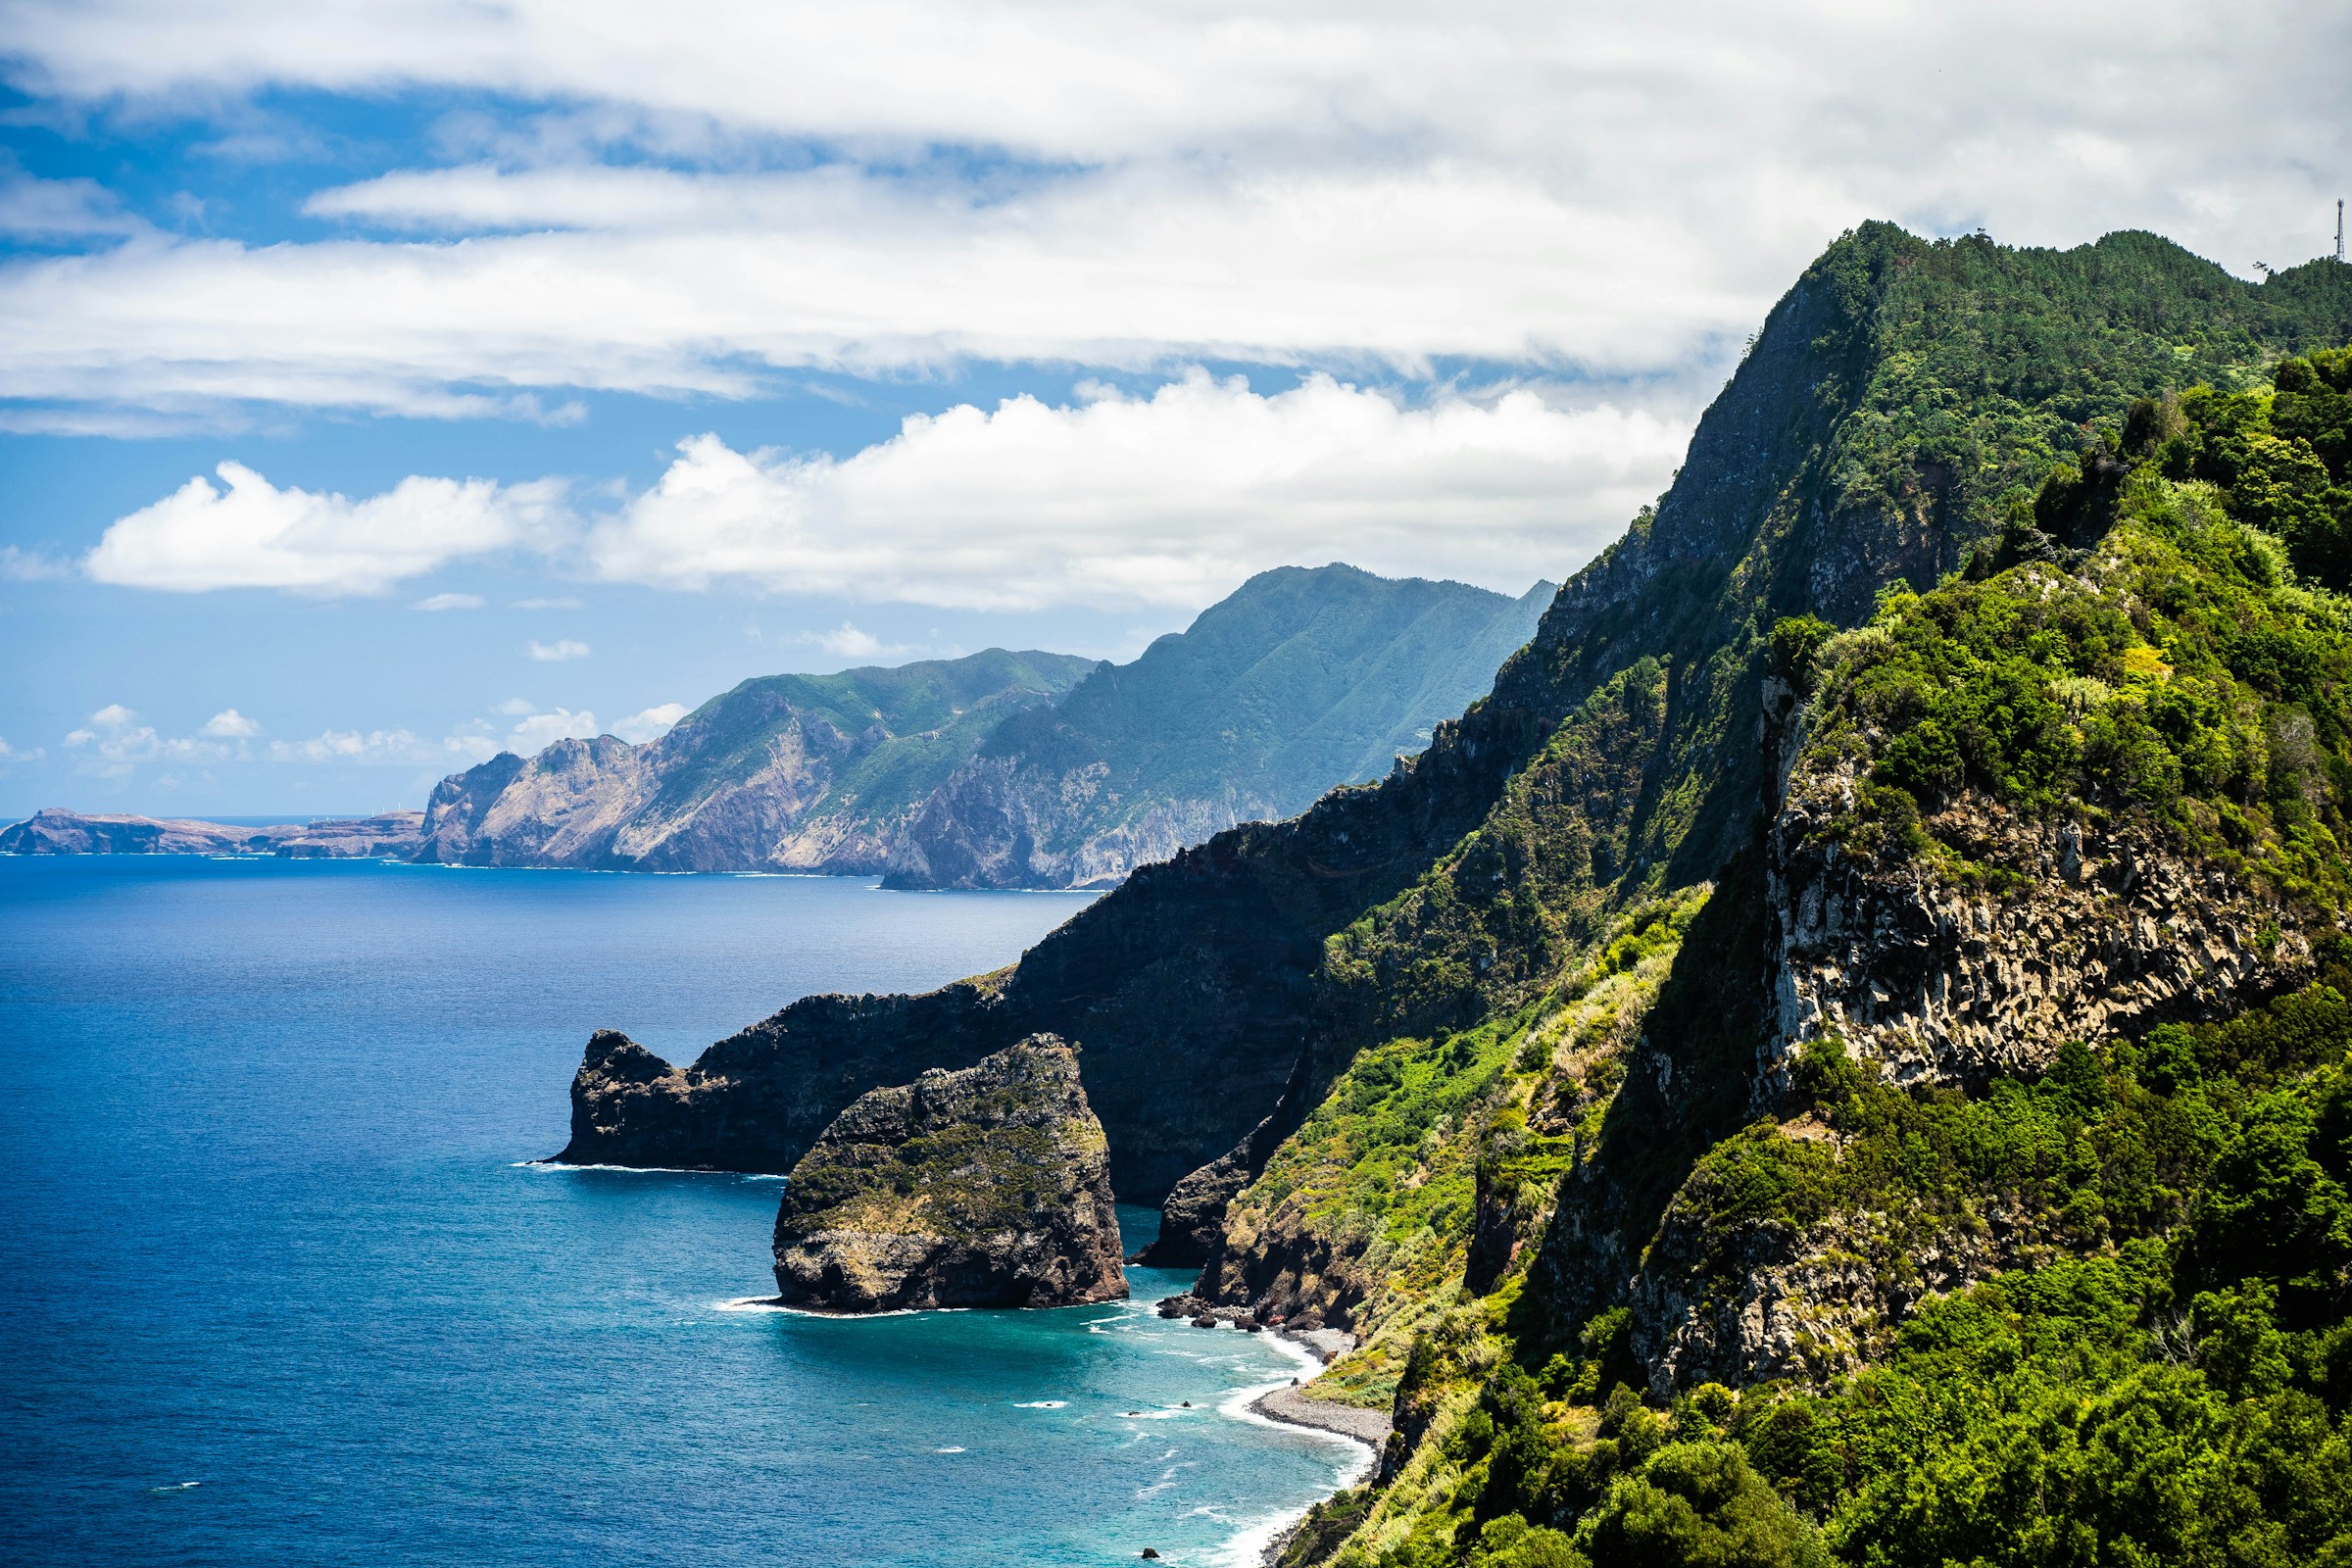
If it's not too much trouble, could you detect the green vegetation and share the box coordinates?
[1790,346,2352,915]
[1316,964,2352,1568]
[1223,892,1707,1408]
[1264,321,2352,1568]
[654,647,1102,824]
[962,564,1553,846]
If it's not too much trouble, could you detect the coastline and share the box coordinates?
[1219,1327,1389,1568]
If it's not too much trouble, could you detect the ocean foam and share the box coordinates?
[710,1297,924,1318]
[1011,1400,1066,1408]
[515,1160,783,1180]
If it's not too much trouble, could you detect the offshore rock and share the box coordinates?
[769,1035,1127,1312]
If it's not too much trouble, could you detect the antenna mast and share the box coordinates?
[2339,198,2346,263]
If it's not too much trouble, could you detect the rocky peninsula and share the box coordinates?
[769,1035,1127,1312]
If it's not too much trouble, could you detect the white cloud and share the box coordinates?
[0,168,144,238]
[63,703,242,774]
[199,708,261,737]
[590,371,1683,607]
[0,545,73,581]
[0,736,43,764]
[266,727,495,765]
[0,2,2344,419]
[495,697,538,715]
[511,596,581,610]
[413,591,484,611]
[802,623,916,662]
[612,702,688,743]
[504,706,601,751]
[525,638,590,662]
[83,461,566,595]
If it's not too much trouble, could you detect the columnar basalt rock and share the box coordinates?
[1765,765,2312,1096]
[768,1035,1128,1312]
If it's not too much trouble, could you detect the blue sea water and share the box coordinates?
[0,858,1366,1567]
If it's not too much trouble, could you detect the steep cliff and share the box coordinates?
[1239,330,2352,1566]
[768,1035,1125,1312]
[416,649,1098,871]
[885,566,1553,889]
[562,230,2352,1240]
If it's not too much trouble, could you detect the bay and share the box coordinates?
[0,858,1364,1567]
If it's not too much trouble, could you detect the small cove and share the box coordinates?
[0,857,1365,1567]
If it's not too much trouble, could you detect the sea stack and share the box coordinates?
[770,1034,1127,1311]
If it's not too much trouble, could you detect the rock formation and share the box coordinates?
[768,1035,1127,1312]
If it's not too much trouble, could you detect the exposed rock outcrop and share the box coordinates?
[0,808,424,858]
[769,1035,1126,1312]
[1766,771,2314,1097]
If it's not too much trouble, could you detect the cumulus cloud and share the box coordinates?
[413,591,484,611]
[611,703,687,743]
[0,1,2344,419]
[0,545,72,581]
[267,727,482,765]
[803,623,916,662]
[0,735,43,764]
[82,461,566,594]
[63,703,245,775]
[77,371,1670,606]
[199,708,261,737]
[590,371,1682,607]
[525,638,590,662]
[502,706,600,751]
[0,168,143,238]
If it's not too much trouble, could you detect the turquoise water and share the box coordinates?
[0,858,1365,1567]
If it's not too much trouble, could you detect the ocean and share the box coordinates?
[0,857,1367,1567]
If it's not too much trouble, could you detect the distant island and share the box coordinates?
[0,808,425,858]
[2,564,1550,890]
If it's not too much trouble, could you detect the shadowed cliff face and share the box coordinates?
[560,226,2352,1211]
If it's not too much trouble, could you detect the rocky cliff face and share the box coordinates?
[768,1035,1126,1312]
[0,808,424,858]
[1765,771,2313,1096]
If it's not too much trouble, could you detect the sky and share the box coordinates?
[0,1,2345,818]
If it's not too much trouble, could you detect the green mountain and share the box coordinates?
[555,225,2352,1564]
[416,648,1100,870]
[885,565,1555,888]
[417,564,1547,879]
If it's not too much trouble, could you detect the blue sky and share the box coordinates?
[1,0,2344,818]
